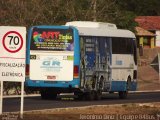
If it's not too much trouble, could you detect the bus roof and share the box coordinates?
[66,21,135,38]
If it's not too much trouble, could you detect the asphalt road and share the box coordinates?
[3,92,160,112]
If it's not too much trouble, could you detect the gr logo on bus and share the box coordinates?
[42,60,60,67]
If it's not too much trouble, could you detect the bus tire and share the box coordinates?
[95,91,102,100]
[40,90,57,100]
[85,91,95,101]
[119,91,128,99]
[127,77,131,91]
[74,92,85,100]
[40,91,49,100]
[119,77,131,99]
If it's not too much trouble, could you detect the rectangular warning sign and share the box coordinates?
[0,26,26,82]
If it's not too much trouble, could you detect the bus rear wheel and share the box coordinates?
[75,91,101,101]
[74,92,85,100]
[95,91,102,100]
[40,89,57,100]
[85,91,95,101]
[85,90,102,101]
[119,91,128,99]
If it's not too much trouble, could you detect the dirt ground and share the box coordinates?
[137,48,160,91]
[137,65,160,91]
[2,102,159,120]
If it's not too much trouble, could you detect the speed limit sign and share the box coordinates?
[2,31,23,53]
[0,26,26,116]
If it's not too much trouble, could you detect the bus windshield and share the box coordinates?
[30,27,74,51]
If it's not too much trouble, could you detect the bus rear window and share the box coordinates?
[30,28,74,51]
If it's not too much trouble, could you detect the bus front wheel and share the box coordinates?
[119,77,131,99]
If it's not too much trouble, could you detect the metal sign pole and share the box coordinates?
[20,81,24,119]
[158,53,160,82]
[0,80,3,114]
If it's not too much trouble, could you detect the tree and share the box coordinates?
[117,0,160,16]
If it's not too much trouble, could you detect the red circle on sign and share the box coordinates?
[2,31,23,53]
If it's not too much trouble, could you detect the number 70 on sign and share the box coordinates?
[2,31,23,53]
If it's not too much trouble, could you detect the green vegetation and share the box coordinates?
[1,0,160,31]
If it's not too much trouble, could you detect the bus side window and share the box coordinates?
[112,37,134,54]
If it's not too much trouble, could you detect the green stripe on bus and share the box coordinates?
[67,56,73,60]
